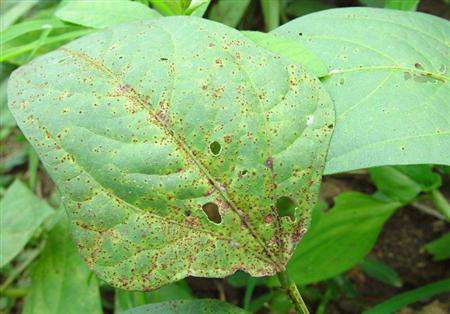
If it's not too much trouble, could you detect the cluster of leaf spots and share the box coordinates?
[8,17,334,290]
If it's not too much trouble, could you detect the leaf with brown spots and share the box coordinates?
[8,17,334,290]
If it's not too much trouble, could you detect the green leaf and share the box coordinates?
[208,0,251,28]
[1,18,68,45]
[274,8,450,174]
[0,180,53,267]
[146,280,193,303]
[1,28,95,64]
[241,31,329,77]
[369,165,441,203]
[260,0,280,31]
[363,278,450,314]
[385,0,420,11]
[0,79,16,139]
[123,300,248,314]
[55,0,161,29]
[359,258,402,288]
[115,290,148,313]
[285,192,400,285]
[425,232,450,261]
[8,17,334,290]
[149,0,190,16]
[23,217,102,314]
[285,0,333,17]
[1,0,39,29]
[185,0,211,17]
[115,279,193,312]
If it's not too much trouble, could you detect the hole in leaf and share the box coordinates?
[238,170,248,178]
[209,141,221,155]
[414,62,424,70]
[276,196,296,220]
[202,202,221,223]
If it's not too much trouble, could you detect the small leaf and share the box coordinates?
[384,0,420,11]
[23,217,102,314]
[0,180,53,267]
[242,31,328,77]
[1,0,39,29]
[284,192,400,285]
[115,290,148,313]
[55,0,161,29]
[1,18,69,45]
[363,278,450,314]
[425,232,450,261]
[123,300,248,314]
[369,165,441,204]
[274,8,450,174]
[359,258,403,288]
[8,17,334,290]
[285,0,333,17]
[208,0,251,27]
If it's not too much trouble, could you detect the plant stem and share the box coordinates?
[277,270,309,314]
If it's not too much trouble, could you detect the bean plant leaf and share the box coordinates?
[425,232,450,261]
[208,0,251,28]
[0,180,53,267]
[124,299,248,314]
[23,217,102,314]
[8,17,334,290]
[241,31,329,77]
[273,8,450,174]
[55,0,161,29]
[369,164,441,204]
[283,192,400,285]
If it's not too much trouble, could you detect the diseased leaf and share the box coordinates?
[8,17,334,290]
[241,31,328,77]
[284,192,400,285]
[23,216,102,314]
[55,0,160,29]
[274,8,450,174]
[123,299,248,314]
[425,232,450,261]
[0,180,53,267]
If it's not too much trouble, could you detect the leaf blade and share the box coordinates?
[0,180,53,267]
[273,8,450,174]
[8,17,334,290]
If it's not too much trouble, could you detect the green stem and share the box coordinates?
[243,277,256,311]
[277,270,309,314]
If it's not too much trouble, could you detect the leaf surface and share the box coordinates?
[274,8,450,174]
[55,0,160,29]
[425,232,450,261]
[8,17,334,290]
[241,31,328,77]
[0,180,53,267]
[23,217,102,314]
[123,299,247,314]
[369,165,441,203]
[284,192,400,285]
